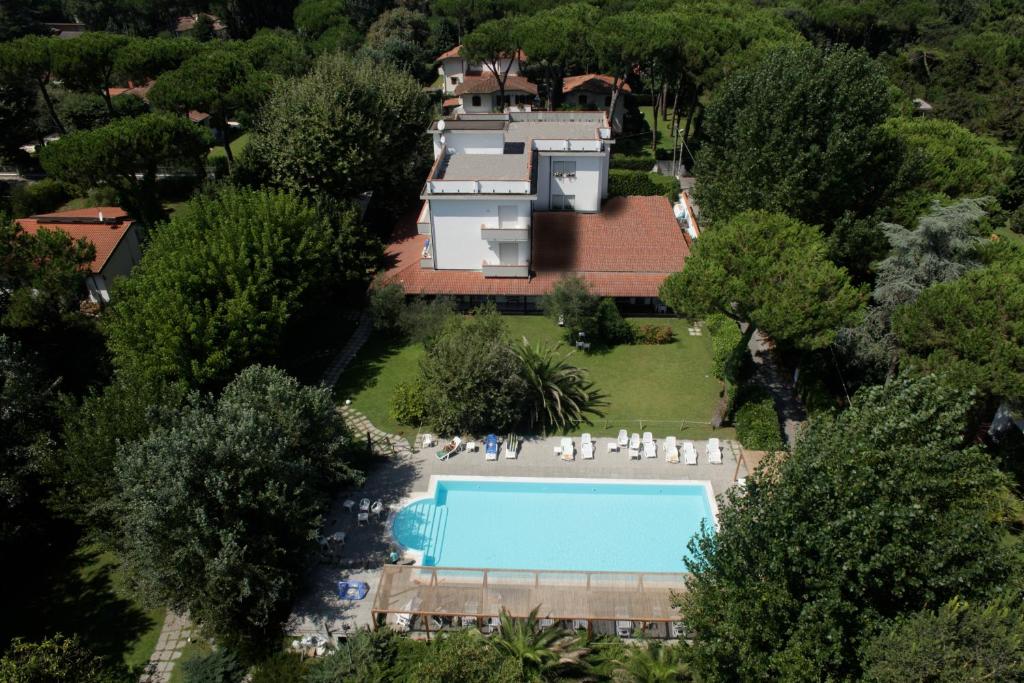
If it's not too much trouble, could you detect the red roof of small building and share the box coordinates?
[442,97,460,108]
[188,110,210,123]
[563,74,632,95]
[381,196,688,298]
[436,45,528,63]
[455,75,538,96]
[16,207,134,273]
[175,13,226,33]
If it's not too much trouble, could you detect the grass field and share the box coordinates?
[207,131,250,160]
[615,105,678,158]
[335,315,734,440]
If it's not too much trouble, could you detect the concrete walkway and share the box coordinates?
[138,612,191,683]
[748,329,806,447]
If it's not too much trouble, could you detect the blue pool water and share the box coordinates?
[391,477,716,573]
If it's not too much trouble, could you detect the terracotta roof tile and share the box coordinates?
[455,75,538,96]
[562,74,632,94]
[16,207,134,273]
[381,196,688,298]
[436,45,527,63]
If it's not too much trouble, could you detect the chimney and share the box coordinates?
[98,210,104,222]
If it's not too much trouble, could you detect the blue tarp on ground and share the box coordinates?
[337,581,369,600]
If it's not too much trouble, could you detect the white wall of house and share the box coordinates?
[534,153,608,212]
[460,91,534,114]
[439,56,522,94]
[432,130,506,158]
[429,198,531,269]
[564,91,625,133]
[86,226,142,303]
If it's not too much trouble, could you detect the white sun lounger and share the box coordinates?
[616,620,634,638]
[581,433,594,459]
[683,440,697,465]
[707,437,723,464]
[560,437,574,461]
[617,429,628,447]
[395,597,420,632]
[665,436,679,463]
[628,432,641,459]
[642,432,656,458]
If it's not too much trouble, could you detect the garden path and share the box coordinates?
[748,329,806,446]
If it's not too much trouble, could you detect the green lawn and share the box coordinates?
[168,641,213,683]
[335,316,734,440]
[615,105,677,158]
[995,225,1024,245]
[207,131,250,160]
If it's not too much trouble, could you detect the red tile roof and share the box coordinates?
[436,45,528,63]
[188,110,211,123]
[455,74,538,96]
[381,196,688,298]
[175,13,226,33]
[562,74,632,94]
[16,207,134,273]
[442,97,460,108]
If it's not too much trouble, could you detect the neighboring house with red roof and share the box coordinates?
[563,74,633,133]
[382,111,689,311]
[436,44,526,95]
[174,13,228,37]
[452,74,538,114]
[15,207,142,304]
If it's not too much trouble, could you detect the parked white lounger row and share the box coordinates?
[568,433,725,464]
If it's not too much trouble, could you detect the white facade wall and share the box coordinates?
[432,130,505,158]
[534,153,607,212]
[87,226,142,303]
[439,56,522,94]
[429,198,531,270]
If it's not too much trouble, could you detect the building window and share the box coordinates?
[605,95,612,106]
[552,160,576,178]
[579,94,588,105]
[471,95,481,107]
[450,76,458,85]
[552,194,575,211]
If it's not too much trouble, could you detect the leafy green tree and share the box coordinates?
[212,0,301,38]
[418,308,526,434]
[241,52,431,205]
[659,211,864,350]
[180,648,245,683]
[860,596,1024,683]
[38,112,210,225]
[0,0,50,42]
[115,365,361,652]
[399,296,456,346]
[0,75,40,162]
[52,88,145,132]
[243,29,311,77]
[838,199,987,381]
[105,187,356,391]
[410,628,524,682]
[462,17,525,106]
[148,49,253,165]
[542,274,598,341]
[893,248,1024,404]
[113,36,200,84]
[591,12,655,120]
[513,339,606,433]
[51,32,130,114]
[490,607,590,679]
[0,634,126,683]
[679,376,1017,682]
[0,218,94,332]
[0,36,65,134]
[695,44,902,228]
[516,3,599,108]
[305,628,415,682]
[614,641,689,683]
[292,0,361,53]
[360,8,433,79]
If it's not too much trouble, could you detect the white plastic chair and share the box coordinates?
[707,437,723,464]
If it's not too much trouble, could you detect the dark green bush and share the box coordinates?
[595,298,633,344]
[390,379,427,426]
[369,282,405,331]
[1008,205,1024,234]
[9,179,69,217]
[608,169,678,200]
[632,323,675,344]
[399,296,456,347]
[181,649,245,683]
[734,389,783,450]
[610,155,657,171]
[251,652,305,683]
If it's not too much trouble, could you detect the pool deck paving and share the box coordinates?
[288,406,745,640]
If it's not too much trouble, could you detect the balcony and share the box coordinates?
[482,261,529,278]
[480,223,528,241]
[416,202,430,235]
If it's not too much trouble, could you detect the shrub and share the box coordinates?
[594,298,633,345]
[181,649,245,683]
[542,274,598,339]
[610,155,657,171]
[390,379,427,426]
[706,314,748,410]
[251,652,305,683]
[513,339,607,433]
[1008,204,1024,234]
[608,169,678,200]
[399,296,456,347]
[734,388,783,450]
[369,282,405,331]
[632,323,675,344]
[9,179,69,217]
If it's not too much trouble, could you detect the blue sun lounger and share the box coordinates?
[336,580,369,601]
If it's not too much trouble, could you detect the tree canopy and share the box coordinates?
[695,44,902,227]
[105,186,358,391]
[114,365,361,652]
[680,376,1018,682]
[659,210,864,350]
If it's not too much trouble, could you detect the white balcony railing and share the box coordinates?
[480,223,528,241]
[533,139,603,152]
[426,179,532,195]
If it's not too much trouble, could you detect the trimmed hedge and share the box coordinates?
[734,387,784,450]
[608,169,678,200]
[610,155,657,171]
[706,314,746,404]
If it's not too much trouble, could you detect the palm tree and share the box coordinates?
[513,338,608,433]
[490,607,589,679]
[614,640,690,682]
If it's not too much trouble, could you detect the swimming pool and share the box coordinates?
[390,476,717,573]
